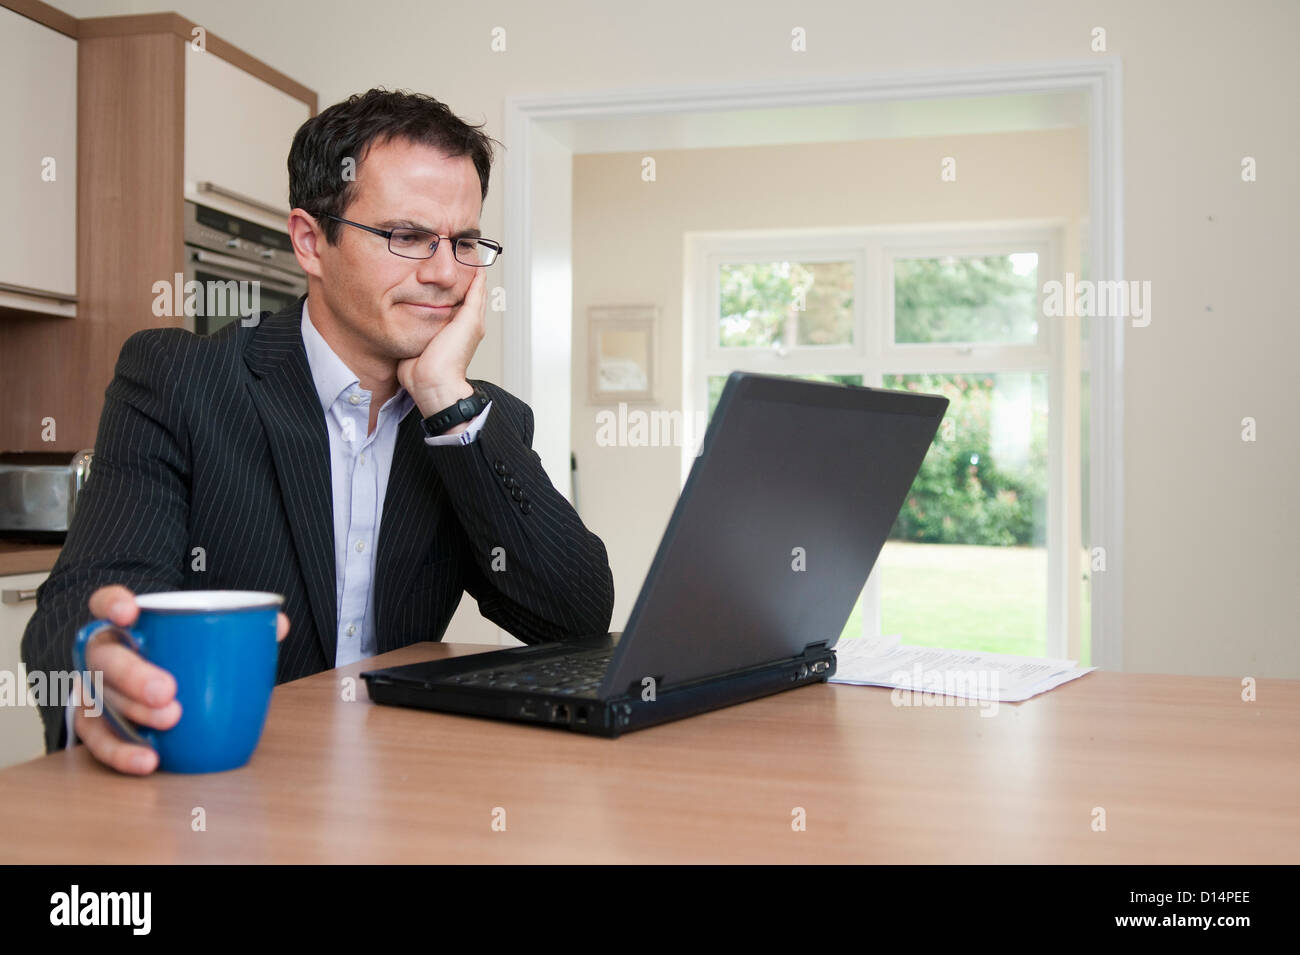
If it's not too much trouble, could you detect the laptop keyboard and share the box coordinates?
[437,649,613,698]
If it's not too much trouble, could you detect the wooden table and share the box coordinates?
[0,642,1296,863]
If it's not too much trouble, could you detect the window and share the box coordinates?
[685,224,1086,660]
[718,260,856,349]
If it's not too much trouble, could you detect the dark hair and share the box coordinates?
[288,88,501,244]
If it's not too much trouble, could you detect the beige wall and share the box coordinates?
[571,127,1089,636]
[48,0,1300,676]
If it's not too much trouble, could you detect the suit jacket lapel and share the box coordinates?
[244,301,339,665]
[374,407,446,652]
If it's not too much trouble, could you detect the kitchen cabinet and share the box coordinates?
[0,4,77,317]
[184,44,312,229]
[0,571,53,769]
[0,9,315,452]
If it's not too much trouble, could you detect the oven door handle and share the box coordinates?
[190,249,305,293]
[196,181,289,219]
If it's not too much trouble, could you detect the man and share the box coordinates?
[20,88,615,774]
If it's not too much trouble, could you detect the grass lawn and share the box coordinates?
[840,542,1091,665]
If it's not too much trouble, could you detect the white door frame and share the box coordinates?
[503,57,1125,671]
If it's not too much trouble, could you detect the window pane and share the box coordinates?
[707,373,863,420]
[893,253,1039,344]
[844,372,1049,656]
[719,261,854,348]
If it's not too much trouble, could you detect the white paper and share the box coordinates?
[829,637,1096,702]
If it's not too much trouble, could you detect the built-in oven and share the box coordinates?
[183,201,306,336]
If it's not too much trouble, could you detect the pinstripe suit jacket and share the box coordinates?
[20,298,616,753]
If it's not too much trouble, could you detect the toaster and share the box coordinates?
[0,450,94,543]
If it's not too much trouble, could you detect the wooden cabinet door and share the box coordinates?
[0,6,76,316]
[184,43,312,231]
[0,572,53,768]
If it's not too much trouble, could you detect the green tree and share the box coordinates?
[894,255,1037,344]
[719,261,854,348]
[888,373,1047,546]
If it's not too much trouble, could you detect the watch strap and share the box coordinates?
[421,387,489,437]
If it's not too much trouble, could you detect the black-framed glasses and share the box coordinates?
[322,214,502,266]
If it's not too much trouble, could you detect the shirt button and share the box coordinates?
[346,624,356,636]
[359,453,366,465]
[348,394,362,405]
[355,540,366,553]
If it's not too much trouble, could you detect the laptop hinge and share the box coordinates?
[616,643,835,699]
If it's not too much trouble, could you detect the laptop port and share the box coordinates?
[554,703,570,722]
[520,701,537,718]
[575,706,589,725]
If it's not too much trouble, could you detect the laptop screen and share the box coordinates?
[600,373,948,697]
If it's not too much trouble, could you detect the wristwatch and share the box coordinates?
[421,386,490,437]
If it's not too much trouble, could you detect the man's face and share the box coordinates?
[313,136,482,361]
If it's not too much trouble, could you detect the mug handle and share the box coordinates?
[72,619,158,750]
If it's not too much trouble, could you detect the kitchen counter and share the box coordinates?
[0,541,61,576]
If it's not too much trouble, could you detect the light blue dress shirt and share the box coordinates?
[65,300,492,748]
[300,299,492,667]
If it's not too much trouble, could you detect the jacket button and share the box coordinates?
[520,501,532,515]
[510,487,523,501]
[493,460,507,475]
[503,476,517,489]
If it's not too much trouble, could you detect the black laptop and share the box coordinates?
[360,371,948,737]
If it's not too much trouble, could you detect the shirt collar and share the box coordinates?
[300,298,415,419]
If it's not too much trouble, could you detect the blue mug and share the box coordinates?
[72,590,282,773]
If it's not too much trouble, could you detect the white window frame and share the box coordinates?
[684,220,1080,658]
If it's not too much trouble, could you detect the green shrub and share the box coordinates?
[886,373,1046,546]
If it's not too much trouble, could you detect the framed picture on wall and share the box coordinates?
[588,305,656,403]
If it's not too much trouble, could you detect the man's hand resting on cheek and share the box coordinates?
[397,265,488,436]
